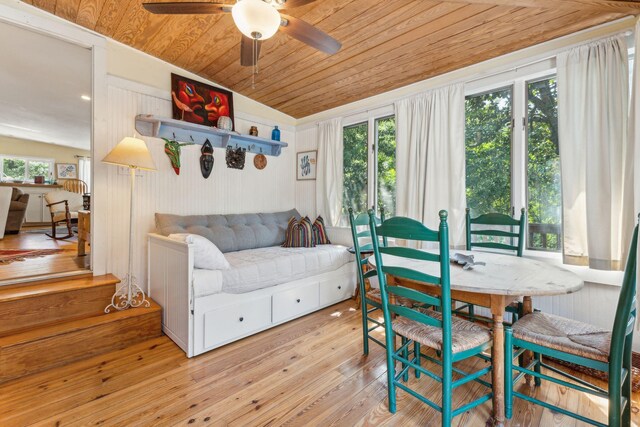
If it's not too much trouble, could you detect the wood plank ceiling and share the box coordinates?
[22,0,635,118]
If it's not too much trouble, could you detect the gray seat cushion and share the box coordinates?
[155,209,300,253]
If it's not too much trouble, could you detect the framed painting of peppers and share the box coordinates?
[170,73,234,129]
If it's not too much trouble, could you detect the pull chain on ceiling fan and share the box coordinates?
[143,0,342,88]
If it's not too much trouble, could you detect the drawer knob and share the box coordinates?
[239,316,244,322]
[296,298,301,303]
[338,286,342,290]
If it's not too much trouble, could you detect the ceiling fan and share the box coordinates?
[143,0,342,72]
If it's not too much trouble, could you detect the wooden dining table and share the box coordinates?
[368,250,584,427]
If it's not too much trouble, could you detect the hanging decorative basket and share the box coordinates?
[226,146,246,170]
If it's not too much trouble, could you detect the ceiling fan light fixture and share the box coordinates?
[232,0,281,40]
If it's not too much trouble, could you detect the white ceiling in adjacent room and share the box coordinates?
[0,21,91,150]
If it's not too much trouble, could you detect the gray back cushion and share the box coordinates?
[155,209,300,253]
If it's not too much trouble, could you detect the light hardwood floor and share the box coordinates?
[0,300,636,426]
[0,229,89,282]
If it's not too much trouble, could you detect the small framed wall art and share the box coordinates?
[56,163,77,179]
[296,150,317,180]
[171,73,234,128]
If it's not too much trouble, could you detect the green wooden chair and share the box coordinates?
[457,208,526,322]
[505,217,638,427]
[348,207,387,354]
[369,210,493,425]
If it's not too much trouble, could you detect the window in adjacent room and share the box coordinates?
[0,155,54,182]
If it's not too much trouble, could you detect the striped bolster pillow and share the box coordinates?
[312,216,331,245]
[282,216,315,247]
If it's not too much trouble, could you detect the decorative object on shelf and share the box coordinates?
[56,163,77,179]
[296,150,317,180]
[249,126,258,136]
[254,153,267,170]
[226,146,246,170]
[102,136,157,312]
[450,253,486,270]
[144,1,342,89]
[271,125,280,141]
[217,115,233,131]
[135,115,288,157]
[34,175,45,184]
[171,73,234,128]
[163,137,194,175]
[200,139,215,179]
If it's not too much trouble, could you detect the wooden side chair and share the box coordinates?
[369,211,493,425]
[458,208,526,322]
[44,190,84,240]
[505,217,638,427]
[62,178,89,195]
[348,207,387,355]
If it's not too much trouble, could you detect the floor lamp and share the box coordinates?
[102,136,157,312]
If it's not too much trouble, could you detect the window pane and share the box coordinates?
[376,117,396,216]
[465,88,512,217]
[3,158,26,180]
[527,78,561,251]
[28,161,50,180]
[342,122,368,220]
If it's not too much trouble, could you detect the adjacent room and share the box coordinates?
[0,20,92,283]
[0,0,638,426]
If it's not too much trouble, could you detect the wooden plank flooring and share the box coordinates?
[0,300,637,426]
[0,228,89,283]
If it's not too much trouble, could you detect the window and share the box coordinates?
[526,78,561,251]
[0,155,54,182]
[465,87,513,216]
[465,76,561,253]
[342,115,396,221]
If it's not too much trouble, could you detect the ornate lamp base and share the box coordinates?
[105,274,151,313]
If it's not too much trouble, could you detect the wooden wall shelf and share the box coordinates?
[135,115,288,157]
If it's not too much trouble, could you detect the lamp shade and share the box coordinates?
[102,137,157,171]
[232,0,281,40]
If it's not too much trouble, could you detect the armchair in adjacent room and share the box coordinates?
[5,187,30,234]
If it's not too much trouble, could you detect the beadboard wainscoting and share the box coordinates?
[106,82,296,287]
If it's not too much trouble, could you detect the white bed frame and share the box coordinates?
[147,230,356,357]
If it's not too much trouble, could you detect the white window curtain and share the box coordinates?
[557,35,632,270]
[316,118,343,226]
[394,83,466,247]
[77,156,91,192]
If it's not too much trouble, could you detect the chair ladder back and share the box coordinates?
[466,207,526,257]
[609,220,638,383]
[369,210,452,347]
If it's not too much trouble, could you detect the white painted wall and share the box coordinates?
[107,81,296,286]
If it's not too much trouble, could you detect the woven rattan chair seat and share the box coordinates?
[393,308,491,353]
[513,312,610,363]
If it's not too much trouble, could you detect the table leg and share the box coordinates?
[521,296,534,386]
[490,304,505,427]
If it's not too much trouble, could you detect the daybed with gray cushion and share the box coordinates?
[148,209,356,357]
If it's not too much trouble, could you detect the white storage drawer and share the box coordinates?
[202,296,271,349]
[319,277,352,305]
[272,282,319,323]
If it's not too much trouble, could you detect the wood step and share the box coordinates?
[0,274,119,336]
[0,300,162,384]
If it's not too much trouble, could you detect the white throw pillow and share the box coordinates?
[168,233,230,270]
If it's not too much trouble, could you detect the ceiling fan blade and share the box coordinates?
[273,0,317,9]
[240,36,262,67]
[279,14,341,55]
[142,2,231,15]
